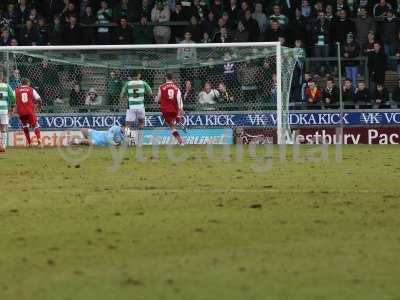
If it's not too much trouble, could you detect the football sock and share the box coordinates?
[34,126,41,142]
[0,131,5,149]
[23,127,31,145]
[172,130,183,145]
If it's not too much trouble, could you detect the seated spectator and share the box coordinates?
[342,78,355,102]
[372,83,389,105]
[185,16,202,43]
[19,20,38,46]
[322,78,339,104]
[151,1,171,44]
[252,2,267,35]
[85,88,103,106]
[198,81,220,109]
[392,80,400,103]
[69,82,85,107]
[354,81,371,103]
[183,80,197,104]
[305,81,321,103]
[213,27,231,43]
[0,30,12,46]
[232,21,249,43]
[201,32,212,43]
[114,17,133,44]
[135,16,154,44]
[269,4,288,27]
[217,82,234,102]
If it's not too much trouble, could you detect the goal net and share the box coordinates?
[0,43,298,144]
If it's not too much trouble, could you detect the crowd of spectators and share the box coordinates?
[1,0,400,108]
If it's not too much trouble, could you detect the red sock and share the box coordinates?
[23,127,31,145]
[172,130,183,144]
[34,127,41,141]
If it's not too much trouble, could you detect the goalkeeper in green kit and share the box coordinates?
[120,71,153,145]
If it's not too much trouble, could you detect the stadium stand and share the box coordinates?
[1,0,400,111]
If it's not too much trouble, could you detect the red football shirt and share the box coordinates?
[157,81,182,113]
[15,86,40,116]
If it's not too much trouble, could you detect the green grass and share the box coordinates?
[1,145,400,300]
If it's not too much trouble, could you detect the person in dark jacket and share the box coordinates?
[63,15,82,45]
[372,83,389,106]
[331,9,355,44]
[392,80,400,103]
[242,9,260,42]
[114,17,133,44]
[379,10,399,59]
[311,11,331,74]
[80,6,96,45]
[69,82,85,107]
[354,81,371,103]
[37,17,49,45]
[171,2,187,42]
[342,78,355,102]
[368,42,387,90]
[288,7,307,46]
[343,32,360,86]
[48,15,63,45]
[322,78,339,104]
[19,20,38,45]
[185,16,202,43]
[265,19,286,42]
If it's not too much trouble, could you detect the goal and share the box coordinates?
[0,43,298,144]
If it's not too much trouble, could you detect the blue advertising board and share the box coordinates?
[8,111,400,130]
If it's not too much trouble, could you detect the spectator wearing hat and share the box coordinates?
[151,1,171,44]
[343,32,360,87]
[85,88,103,106]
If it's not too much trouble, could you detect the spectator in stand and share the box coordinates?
[301,72,312,102]
[372,83,389,106]
[9,69,21,90]
[62,2,77,23]
[28,8,40,26]
[354,81,371,103]
[334,0,349,16]
[171,2,187,42]
[63,15,82,45]
[305,80,322,103]
[368,42,387,90]
[16,0,30,25]
[314,1,324,16]
[114,17,133,44]
[96,0,113,45]
[48,15,63,45]
[322,78,339,105]
[395,32,400,78]
[185,16,202,43]
[218,82,235,102]
[139,0,153,20]
[80,6,96,45]
[380,10,399,59]
[183,80,197,104]
[69,82,85,107]
[269,4,288,27]
[213,26,231,43]
[363,30,376,55]
[10,38,18,46]
[227,0,241,28]
[265,19,285,42]
[342,78,355,102]
[19,20,38,46]
[252,2,267,36]
[85,87,103,106]
[37,17,49,45]
[343,32,360,86]
[135,16,154,44]
[392,80,400,102]
[191,0,207,21]
[0,30,12,46]
[201,10,217,37]
[373,0,392,17]
[242,9,260,42]
[151,1,171,44]
[301,0,315,20]
[106,71,122,107]
[4,4,18,31]
[355,7,375,49]
[288,7,307,47]
[177,31,197,62]
[198,81,220,109]
[311,11,331,75]
[232,21,249,42]
[238,1,251,20]
[114,0,136,23]
[210,0,223,20]
[332,9,355,45]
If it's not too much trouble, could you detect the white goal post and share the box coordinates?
[0,42,297,144]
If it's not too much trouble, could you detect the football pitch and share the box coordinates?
[0,145,399,300]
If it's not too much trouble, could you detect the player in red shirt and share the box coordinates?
[156,73,186,145]
[15,78,42,147]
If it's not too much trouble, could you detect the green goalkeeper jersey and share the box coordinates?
[121,80,152,109]
[0,82,15,114]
